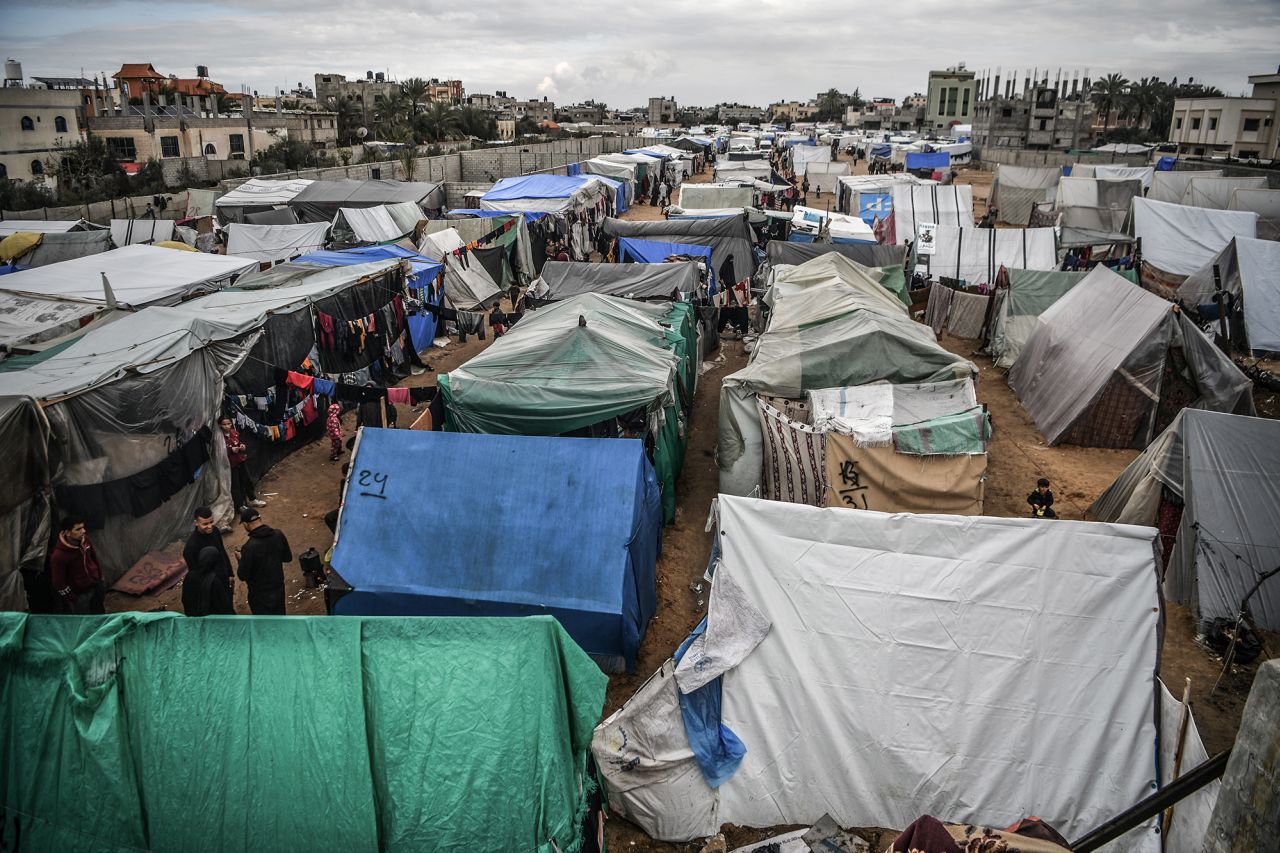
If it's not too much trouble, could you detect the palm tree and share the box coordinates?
[402,77,430,122]
[329,97,362,146]
[1124,77,1161,130]
[376,92,409,139]
[415,101,461,144]
[1090,73,1130,136]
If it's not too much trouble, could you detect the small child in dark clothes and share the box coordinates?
[1028,477,1057,518]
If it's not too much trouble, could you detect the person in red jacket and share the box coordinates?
[49,515,105,614]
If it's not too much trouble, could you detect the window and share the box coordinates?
[1001,108,1013,118]
[106,137,137,160]
[20,116,34,131]
[945,87,958,117]
[1209,117,1217,130]
[370,167,381,179]
[1239,149,1260,159]
[203,142,217,156]
[229,133,245,155]
[1243,118,1261,132]
[161,135,180,157]
[30,159,43,175]
[1175,117,1182,129]
[1191,117,1201,130]
[0,164,5,178]
[1038,118,1048,131]
[961,88,971,116]
[54,116,68,133]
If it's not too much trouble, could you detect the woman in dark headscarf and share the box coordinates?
[183,545,236,617]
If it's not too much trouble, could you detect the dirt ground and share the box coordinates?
[105,151,1274,852]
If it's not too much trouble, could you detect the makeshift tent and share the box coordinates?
[1132,197,1258,278]
[2,611,607,853]
[891,184,973,245]
[1052,176,1142,246]
[420,215,537,291]
[719,253,975,496]
[987,268,1088,368]
[244,207,301,226]
[480,174,610,214]
[330,202,423,244]
[184,187,220,218]
[0,230,112,270]
[0,245,256,350]
[595,496,1164,847]
[225,221,330,262]
[678,184,754,210]
[442,253,503,310]
[603,215,757,284]
[713,159,771,181]
[798,161,850,194]
[1071,163,1155,190]
[1089,409,1280,631]
[1180,176,1268,210]
[926,225,1058,287]
[904,151,950,171]
[534,260,699,301]
[286,179,443,222]
[0,219,98,235]
[110,218,175,246]
[214,178,314,223]
[1229,187,1280,240]
[1178,236,1280,352]
[1009,265,1254,448]
[1148,169,1223,204]
[0,394,51,610]
[837,173,923,219]
[790,144,831,175]
[330,430,661,672]
[992,165,1060,225]
[440,293,694,523]
[581,156,638,199]
[764,240,905,271]
[789,206,876,244]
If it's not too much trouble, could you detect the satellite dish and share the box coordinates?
[356,127,368,139]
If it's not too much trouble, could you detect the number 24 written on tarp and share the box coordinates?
[357,470,389,499]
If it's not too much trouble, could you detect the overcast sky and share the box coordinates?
[2,0,1278,109]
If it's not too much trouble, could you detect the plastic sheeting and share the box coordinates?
[214,178,314,222]
[719,253,974,496]
[927,225,1058,286]
[0,229,112,269]
[988,268,1086,368]
[1179,236,1280,352]
[536,260,699,300]
[0,219,95,235]
[679,185,754,210]
[441,255,502,310]
[2,612,607,853]
[331,430,661,673]
[904,151,950,170]
[1090,409,1280,632]
[0,395,50,610]
[1090,164,1155,190]
[1181,176,1269,210]
[791,144,831,174]
[110,218,174,246]
[603,215,757,284]
[287,179,442,223]
[764,240,904,271]
[993,165,1060,225]
[1132,197,1258,277]
[1148,169,1223,204]
[480,174,608,214]
[332,203,422,243]
[225,221,330,262]
[1229,188,1280,240]
[892,184,973,244]
[598,496,1164,846]
[1010,265,1254,447]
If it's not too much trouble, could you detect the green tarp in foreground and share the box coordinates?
[1,613,607,853]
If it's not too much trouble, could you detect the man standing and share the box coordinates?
[183,506,233,594]
[220,416,265,513]
[235,508,292,615]
[658,178,671,208]
[49,515,105,614]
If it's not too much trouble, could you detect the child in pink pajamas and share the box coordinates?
[326,403,343,461]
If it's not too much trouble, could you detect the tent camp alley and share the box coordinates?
[2,88,1280,853]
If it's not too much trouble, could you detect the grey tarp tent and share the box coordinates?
[719,253,975,496]
[1178,236,1280,353]
[214,178,314,224]
[603,215,757,284]
[764,240,904,270]
[288,179,444,223]
[534,261,699,301]
[1,230,113,269]
[992,165,1060,225]
[1089,410,1280,632]
[986,267,1087,368]
[0,395,51,610]
[1009,265,1254,448]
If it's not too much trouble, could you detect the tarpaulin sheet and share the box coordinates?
[604,215,757,283]
[481,174,607,214]
[287,179,442,222]
[679,185,754,210]
[994,165,1060,225]
[1179,236,1280,352]
[333,202,423,243]
[598,496,1163,846]
[1,611,607,853]
[110,218,174,246]
[1148,170,1223,204]
[331,430,660,672]
[294,244,443,290]
[1180,176,1268,210]
[988,268,1086,368]
[764,240,903,270]
[1133,197,1258,277]
[1091,164,1155,190]
[927,225,1057,286]
[0,394,50,610]
[0,219,93,235]
[0,229,112,269]
[215,178,314,222]
[537,260,699,300]
[905,151,950,170]
[226,221,330,262]
[825,436,985,512]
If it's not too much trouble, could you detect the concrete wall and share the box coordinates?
[1170,157,1280,188]
[973,146,1151,171]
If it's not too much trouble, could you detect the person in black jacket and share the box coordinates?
[183,546,236,616]
[183,506,233,590]
[234,508,292,614]
[1028,477,1057,519]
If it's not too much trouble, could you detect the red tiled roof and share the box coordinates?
[172,78,226,95]
[113,63,164,81]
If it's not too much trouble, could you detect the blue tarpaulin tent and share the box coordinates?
[619,237,716,293]
[294,246,443,351]
[906,151,951,170]
[482,174,624,215]
[330,429,662,672]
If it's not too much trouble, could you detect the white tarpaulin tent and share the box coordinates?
[417,226,466,259]
[927,225,1057,286]
[1090,409,1280,633]
[110,219,175,246]
[1132,197,1258,277]
[225,222,330,262]
[800,161,849,194]
[714,159,771,181]
[595,495,1164,847]
[1229,187,1280,240]
[1010,265,1254,447]
[332,202,422,243]
[788,206,875,243]
[1179,236,1280,352]
[214,178,314,223]
[992,165,1060,225]
[791,145,832,175]
[1148,170,1223,204]
[1181,176,1269,210]
[1072,164,1155,190]
[679,184,754,210]
[0,219,97,236]
[892,184,973,244]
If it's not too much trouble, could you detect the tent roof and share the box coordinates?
[294,245,443,285]
[1132,197,1258,276]
[536,260,699,300]
[215,178,314,208]
[226,222,330,262]
[1179,236,1280,351]
[331,429,661,668]
[765,240,904,269]
[0,219,97,235]
[0,229,113,269]
[602,215,757,281]
[482,174,602,201]
[289,179,442,206]
[333,202,423,243]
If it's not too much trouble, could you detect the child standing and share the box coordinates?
[326,403,343,461]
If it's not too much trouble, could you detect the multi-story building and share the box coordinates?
[85,107,338,164]
[1169,71,1280,160]
[648,96,677,125]
[425,79,463,104]
[509,97,555,123]
[717,103,765,124]
[769,100,818,123]
[496,118,516,141]
[926,66,977,133]
[0,61,86,185]
[903,93,928,109]
[971,85,1095,151]
[559,100,607,125]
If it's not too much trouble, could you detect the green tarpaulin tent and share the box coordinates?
[440,293,695,522]
[1,613,606,853]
